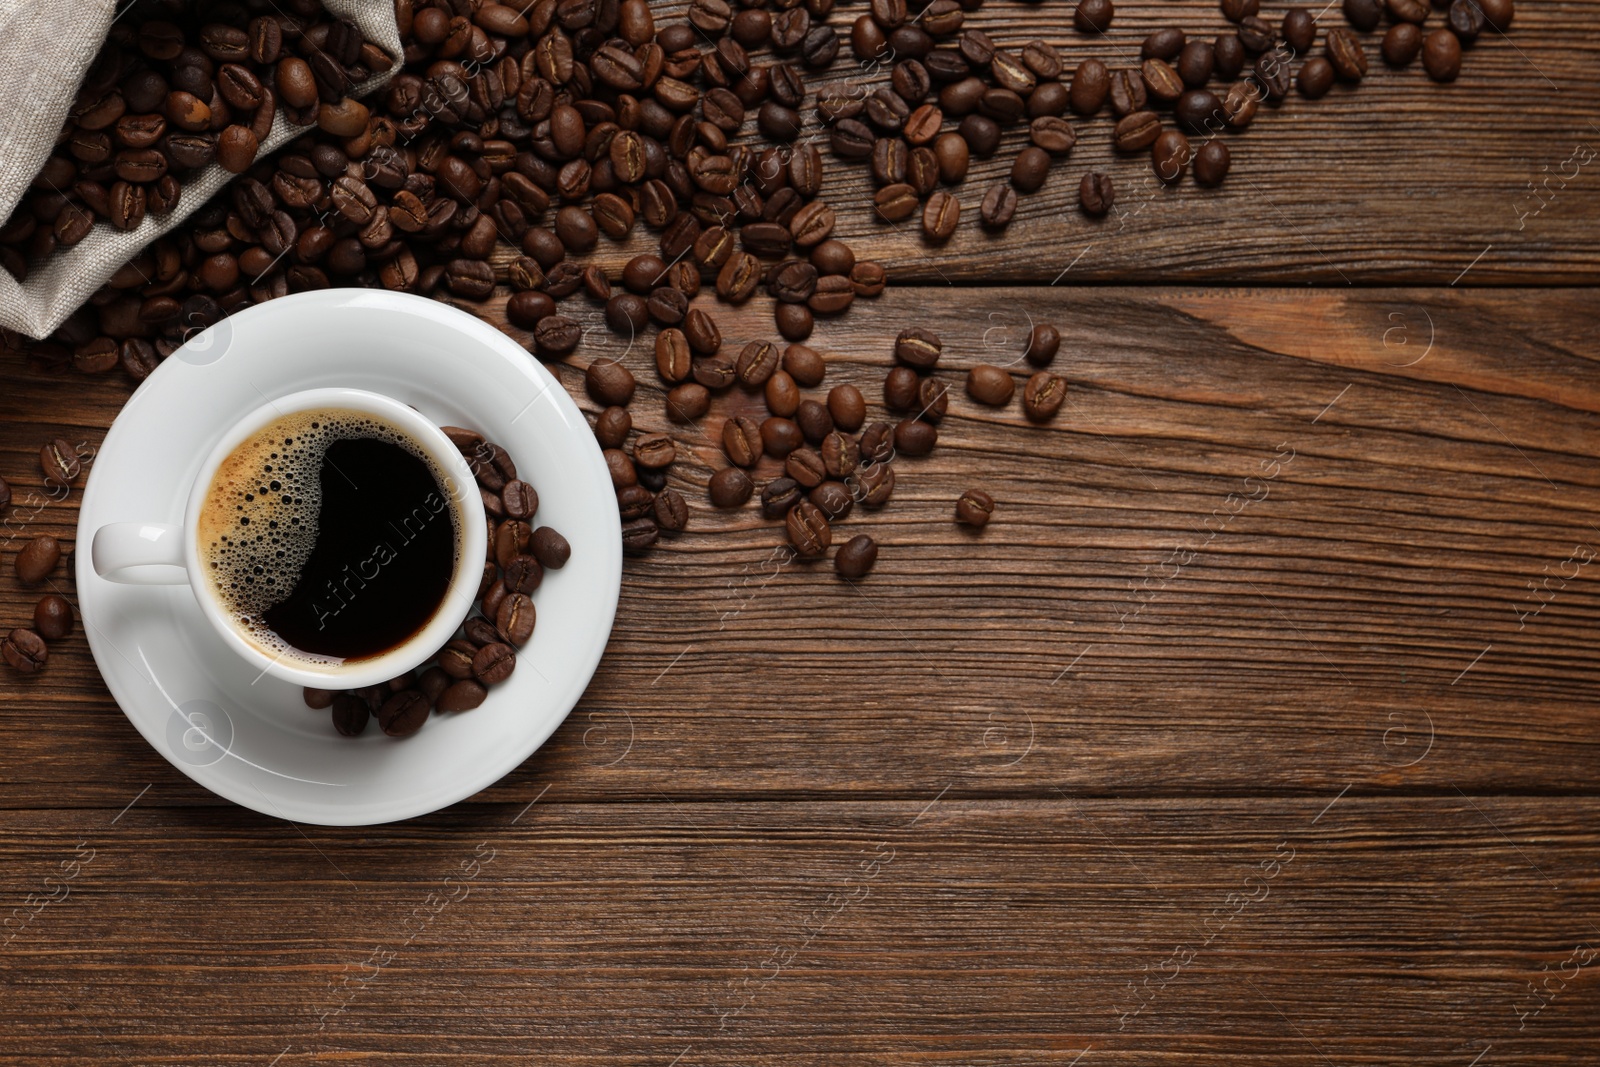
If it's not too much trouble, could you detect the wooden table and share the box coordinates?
[3,2,1599,1062]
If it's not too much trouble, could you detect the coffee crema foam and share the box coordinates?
[197,409,457,666]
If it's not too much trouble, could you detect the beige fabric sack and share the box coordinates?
[0,0,400,340]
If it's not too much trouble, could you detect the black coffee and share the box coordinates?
[199,409,460,663]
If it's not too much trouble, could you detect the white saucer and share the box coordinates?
[75,290,621,825]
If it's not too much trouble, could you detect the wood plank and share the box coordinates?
[497,0,1600,285]
[0,797,1597,1061]
[1,286,1596,808]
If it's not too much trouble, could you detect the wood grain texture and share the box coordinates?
[1,798,1598,1062]
[2,286,1596,811]
[497,0,1600,285]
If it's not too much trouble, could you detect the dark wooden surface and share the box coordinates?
[4,2,1600,1063]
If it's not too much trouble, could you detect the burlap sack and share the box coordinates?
[0,0,401,340]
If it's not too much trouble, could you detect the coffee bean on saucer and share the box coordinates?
[378,690,431,737]
[501,480,538,520]
[437,679,489,713]
[532,527,571,569]
[473,642,517,685]
[439,640,478,679]
[504,555,544,595]
[496,592,536,647]
[835,535,878,579]
[15,535,61,585]
[464,617,502,647]
[419,667,451,705]
[304,687,336,710]
[331,694,370,736]
[956,489,996,527]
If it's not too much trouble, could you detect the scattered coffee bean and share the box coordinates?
[1422,28,1462,81]
[967,365,1016,406]
[15,535,61,585]
[785,500,833,556]
[1080,172,1116,217]
[1023,372,1067,421]
[956,489,996,528]
[835,535,878,579]
[709,466,755,508]
[34,595,74,641]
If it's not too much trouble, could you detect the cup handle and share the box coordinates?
[91,523,189,585]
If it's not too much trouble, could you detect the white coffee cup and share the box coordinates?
[89,387,487,689]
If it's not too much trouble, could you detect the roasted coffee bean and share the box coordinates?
[1141,58,1184,103]
[1282,9,1318,52]
[917,378,950,423]
[667,382,712,423]
[1080,171,1116,216]
[473,642,517,685]
[1026,324,1063,368]
[1108,68,1147,116]
[1215,33,1247,79]
[966,365,1015,406]
[502,480,539,520]
[683,310,722,356]
[594,407,632,450]
[1387,0,1430,23]
[736,340,782,386]
[894,327,942,369]
[1030,116,1077,156]
[874,183,920,223]
[956,488,995,527]
[1074,0,1115,34]
[653,489,689,532]
[859,423,895,465]
[464,617,502,648]
[1224,80,1261,127]
[532,526,571,569]
[893,419,937,456]
[785,500,832,556]
[694,358,738,390]
[1114,110,1162,152]
[1478,0,1513,31]
[1422,28,1461,81]
[496,592,536,646]
[1194,141,1232,185]
[1070,58,1110,115]
[1011,146,1051,192]
[587,360,637,406]
[922,190,960,240]
[1175,90,1223,134]
[617,486,656,524]
[933,132,969,183]
[828,385,867,431]
[809,480,853,521]
[821,431,861,478]
[761,417,804,457]
[766,370,801,417]
[379,690,431,737]
[709,466,754,508]
[1152,129,1192,183]
[853,460,896,507]
[980,183,1018,228]
[884,365,921,411]
[34,595,74,641]
[1,627,47,674]
[1383,23,1424,65]
[1177,41,1216,87]
[1343,0,1383,29]
[439,640,479,679]
[634,434,677,471]
[304,686,337,710]
[331,694,370,735]
[796,400,835,444]
[761,477,803,519]
[1237,15,1276,52]
[1299,57,1336,98]
[41,438,82,486]
[784,447,825,489]
[15,535,61,584]
[1023,371,1067,420]
[434,678,486,713]
[721,415,763,468]
[1327,28,1368,81]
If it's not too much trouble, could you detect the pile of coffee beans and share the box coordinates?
[302,425,571,737]
[0,0,392,275]
[0,0,1524,613]
[1,439,88,675]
